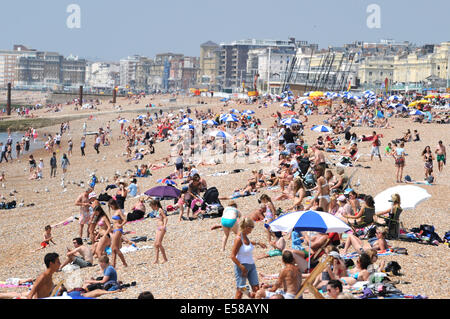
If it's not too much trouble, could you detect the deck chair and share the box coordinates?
[50,280,65,297]
[295,255,333,299]
[349,207,375,235]
[375,206,403,239]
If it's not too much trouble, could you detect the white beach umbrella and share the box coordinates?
[374,185,431,213]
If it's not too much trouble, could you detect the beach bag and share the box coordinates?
[98,193,112,202]
[443,231,450,243]
[127,209,145,222]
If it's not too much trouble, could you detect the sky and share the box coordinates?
[1,0,449,61]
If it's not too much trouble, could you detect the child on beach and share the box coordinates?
[33,225,56,252]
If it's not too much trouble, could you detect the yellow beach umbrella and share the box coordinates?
[424,94,437,99]
[309,91,324,97]
[408,101,419,107]
[418,99,431,104]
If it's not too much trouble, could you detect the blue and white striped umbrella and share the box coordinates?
[180,117,194,123]
[201,119,219,126]
[387,103,398,109]
[304,92,311,97]
[269,210,351,234]
[229,108,240,114]
[209,130,232,140]
[301,100,313,105]
[136,114,147,120]
[389,95,402,101]
[177,124,195,130]
[220,114,238,122]
[242,109,255,115]
[409,109,426,116]
[281,103,292,107]
[311,125,332,133]
[396,104,408,112]
[157,178,177,186]
[281,118,301,126]
[118,119,129,124]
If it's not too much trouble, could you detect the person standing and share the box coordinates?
[94,134,101,154]
[67,138,73,156]
[75,188,93,240]
[370,131,382,162]
[435,140,446,173]
[15,142,21,159]
[230,217,266,299]
[50,152,57,178]
[80,136,86,156]
[149,200,168,264]
[393,142,406,183]
[61,153,70,175]
[0,143,7,163]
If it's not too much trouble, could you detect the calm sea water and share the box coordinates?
[0,132,44,158]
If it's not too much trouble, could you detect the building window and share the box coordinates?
[369,72,372,76]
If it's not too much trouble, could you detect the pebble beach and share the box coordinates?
[0,94,449,299]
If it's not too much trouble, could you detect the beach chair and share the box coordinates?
[349,207,375,236]
[295,255,333,299]
[50,280,65,297]
[375,206,403,240]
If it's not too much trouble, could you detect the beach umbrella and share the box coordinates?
[220,98,230,102]
[229,108,240,114]
[418,99,431,104]
[395,104,408,112]
[389,95,402,101]
[301,100,313,105]
[303,92,311,97]
[220,114,239,122]
[281,118,301,126]
[409,109,426,116]
[281,103,292,107]
[179,117,194,123]
[201,119,218,126]
[269,210,351,234]
[136,115,146,120]
[311,125,332,133]
[374,185,431,213]
[387,103,398,109]
[177,124,195,130]
[157,178,177,186]
[242,109,255,115]
[269,209,351,269]
[283,110,297,115]
[309,91,324,97]
[209,130,232,140]
[424,94,438,99]
[219,113,237,120]
[145,185,181,199]
[118,119,129,124]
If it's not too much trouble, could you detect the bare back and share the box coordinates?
[279,264,302,295]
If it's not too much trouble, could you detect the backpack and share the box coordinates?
[443,231,450,243]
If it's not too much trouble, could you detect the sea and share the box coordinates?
[0,131,45,158]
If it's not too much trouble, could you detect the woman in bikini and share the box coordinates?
[149,200,168,264]
[92,206,112,258]
[422,146,434,180]
[259,194,278,244]
[286,178,307,210]
[310,165,330,211]
[108,199,128,267]
[341,226,388,255]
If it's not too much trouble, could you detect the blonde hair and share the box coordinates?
[337,292,355,299]
[391,193,401,205]
[239,217,255,232]
[377,226,388,238]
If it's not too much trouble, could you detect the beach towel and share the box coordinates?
[120,245,152,254]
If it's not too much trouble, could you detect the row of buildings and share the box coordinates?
[1,39,449,94]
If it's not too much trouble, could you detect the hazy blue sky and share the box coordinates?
[1,0,449,61]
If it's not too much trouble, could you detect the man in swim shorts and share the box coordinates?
[75,188,93,239]
[435,140,446,172]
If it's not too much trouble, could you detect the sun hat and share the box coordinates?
[88,192,97,200]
